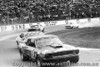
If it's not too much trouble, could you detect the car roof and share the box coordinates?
[31,25,38,26]
[28,34,58,40]
[20,31,44,37]
[21,31,43,34]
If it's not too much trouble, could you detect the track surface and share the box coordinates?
[49,27,100,48]
[0,25,100,67]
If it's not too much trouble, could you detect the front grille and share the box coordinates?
[45,50,75,58]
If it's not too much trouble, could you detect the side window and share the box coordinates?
[26,39,36,47]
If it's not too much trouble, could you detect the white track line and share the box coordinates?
[77,47,100,51]
[0,34,19,41]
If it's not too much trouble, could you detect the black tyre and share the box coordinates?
[70,56,79,63]
[36,59,42,67]
[19,50,29,61]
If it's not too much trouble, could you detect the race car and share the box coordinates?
[65,21,79,29]
[28,24,45,32]
[18,34,79,67]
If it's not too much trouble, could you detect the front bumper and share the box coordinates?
[41,54,79,63]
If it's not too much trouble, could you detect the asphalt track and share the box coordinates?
[0,25,100,67]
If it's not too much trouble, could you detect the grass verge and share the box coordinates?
[49,27,100,48]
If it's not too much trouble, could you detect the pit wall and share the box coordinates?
[0,18,100,32]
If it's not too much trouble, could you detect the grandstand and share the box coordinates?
[0,0,100,25]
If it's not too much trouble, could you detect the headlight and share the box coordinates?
[75,50,79,54]
[39,53,45,58]
[39,50,49,58]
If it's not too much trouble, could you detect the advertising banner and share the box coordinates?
[44,21,57,26]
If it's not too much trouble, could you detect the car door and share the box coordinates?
[22,39,32,57]
[25,39,37,60]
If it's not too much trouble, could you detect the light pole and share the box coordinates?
[11,18,14,24]
[7,12,10,25]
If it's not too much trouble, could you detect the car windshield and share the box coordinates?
[25,32,44,38]
[36,36,63,48]
[31,25,39,28]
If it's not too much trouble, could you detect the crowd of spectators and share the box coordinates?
[0,0,100,24]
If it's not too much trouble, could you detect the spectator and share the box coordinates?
[0,0,100,25]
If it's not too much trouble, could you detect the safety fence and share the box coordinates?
[0,18,100,32]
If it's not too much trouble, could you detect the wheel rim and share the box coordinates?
[37,60,41,67]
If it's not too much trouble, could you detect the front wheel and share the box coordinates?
[19,50,29,61]
[36,59,42,67]
[70,56,79,63]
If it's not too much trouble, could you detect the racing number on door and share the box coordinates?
[31,51,36,60]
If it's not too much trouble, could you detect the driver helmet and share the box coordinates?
[20,33,25,38]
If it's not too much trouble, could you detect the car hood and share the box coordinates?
[39,44,78,54]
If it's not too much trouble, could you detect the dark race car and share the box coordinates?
[18,34,79,67]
